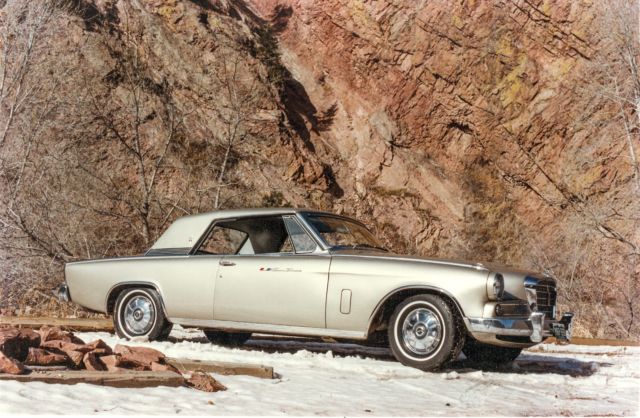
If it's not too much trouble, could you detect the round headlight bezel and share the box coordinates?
[487,273,505,300]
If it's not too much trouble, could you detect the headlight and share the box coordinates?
[487,273,505,300]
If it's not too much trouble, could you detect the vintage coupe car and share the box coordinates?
[58,208,573,370]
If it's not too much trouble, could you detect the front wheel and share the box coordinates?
[462,339,522,364]
[388,294,459,371]
[204,330,252,346]
[113,288,170,341]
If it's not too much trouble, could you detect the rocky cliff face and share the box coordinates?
[242,0,639,338]
[0,0,637,338]
[246,0,599,246]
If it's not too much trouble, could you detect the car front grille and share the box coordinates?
[528,279,557,319]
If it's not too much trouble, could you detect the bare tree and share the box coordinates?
[83,29,188,246]
[197,51,267,209]
[0,1,63,148]
[569,0,640,336]
[0,0,83,313]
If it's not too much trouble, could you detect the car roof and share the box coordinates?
[150,207,334,250]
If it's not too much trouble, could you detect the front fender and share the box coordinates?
[325,255,490,334]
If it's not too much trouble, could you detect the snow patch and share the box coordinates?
[0,328,638,416]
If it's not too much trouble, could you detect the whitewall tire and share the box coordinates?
[113,288,170,341]
[388,294,458,371]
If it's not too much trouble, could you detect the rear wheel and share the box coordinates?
[462,339,522,364]
[204,330,252,346]
[388,294,459,371]
[113,288,170,341]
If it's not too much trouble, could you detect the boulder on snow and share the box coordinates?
[99,355,122,371]
[0,351,25,375]
[85,339,112,356]
[24,347,68,366]
[0,328,41,361]
[150,361,180,375]
[83,352,106,371]
[114,344,165,368]
[65,350,85,368]
[41,340,100,354]
[99,355,142,373]
[37,326,84,345]
[186,371,227,392]
[41,340,86,352]
[40,340,99,368]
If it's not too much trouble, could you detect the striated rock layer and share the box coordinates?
[246,0,639,338]
[0,0,637,338]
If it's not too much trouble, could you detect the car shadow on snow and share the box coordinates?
[170,333,611,377]
[445,353,612,377]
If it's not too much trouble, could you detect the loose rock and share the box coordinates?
[0,327,181,377]
[24,347,68,366]
[83,352,106,371]
[41,340,84,352]
[0,328,41,361]
[38,326,84,345]
[99,355,122,371]
[0,351,25,375]
[65,350,85,368]
[150,361,181,374]
[186,371,227,392]
[114,344,165,368]
[86,339,112,355]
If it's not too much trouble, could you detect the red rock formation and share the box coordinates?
[244,0,639,338]
[0,0,636,339]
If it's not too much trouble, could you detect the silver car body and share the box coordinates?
[63,208,572,347]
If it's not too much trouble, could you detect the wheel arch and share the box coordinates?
[105,281,169,318]
[366,285,467,337]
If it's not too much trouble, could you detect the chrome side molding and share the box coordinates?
[169,318,368,340]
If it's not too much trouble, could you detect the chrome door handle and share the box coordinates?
[219,260,236,266]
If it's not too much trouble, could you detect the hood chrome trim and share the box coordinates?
[330,253,489,270]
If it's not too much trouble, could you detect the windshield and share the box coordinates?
[304,214,386,251]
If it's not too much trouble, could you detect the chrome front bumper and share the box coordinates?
[465,311,574,343]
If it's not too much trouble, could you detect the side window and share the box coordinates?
[194,216,317,255]
[279,236,295,253]
[197,226,248,255]
[247,216,293,254]
[284,217,317,253]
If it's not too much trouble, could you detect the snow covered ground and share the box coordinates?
[1,327,639,416]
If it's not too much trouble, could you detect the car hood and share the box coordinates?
[329,249,536,275]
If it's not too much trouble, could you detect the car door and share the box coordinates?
[212,215,330,329]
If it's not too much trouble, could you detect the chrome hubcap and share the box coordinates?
[401,307,442,355]
[124,295,154,334]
